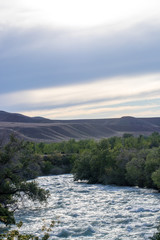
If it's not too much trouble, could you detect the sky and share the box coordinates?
[0,0,160,119]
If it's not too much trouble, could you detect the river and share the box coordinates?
[15,174,160,239]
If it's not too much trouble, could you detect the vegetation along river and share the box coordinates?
[14,174,160,240]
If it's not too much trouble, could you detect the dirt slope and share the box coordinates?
[0,111,160,142]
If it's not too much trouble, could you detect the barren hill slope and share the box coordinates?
[0,111,160,142]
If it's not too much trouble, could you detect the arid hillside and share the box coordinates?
[0,111,160,142]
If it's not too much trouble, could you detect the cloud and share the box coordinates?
[1,0,160,30]
[1,1,160,119]
[0,21,160,94]
[21,101,160,120]
[0,73,160,119]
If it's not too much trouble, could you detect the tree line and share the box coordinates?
[34,132,160,190]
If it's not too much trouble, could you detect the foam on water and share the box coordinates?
[14,174,160,239]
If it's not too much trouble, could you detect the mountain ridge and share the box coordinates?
[0,110,160,142]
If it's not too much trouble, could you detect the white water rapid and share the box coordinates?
[14,174,160,239]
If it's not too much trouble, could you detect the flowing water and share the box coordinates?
[15,174,160,239]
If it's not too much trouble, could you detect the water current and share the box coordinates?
[15,174,160,239]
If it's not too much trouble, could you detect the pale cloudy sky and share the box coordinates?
[0,0,160,119]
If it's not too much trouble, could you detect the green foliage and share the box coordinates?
[0,219,57,240]
[0,204,15,225]
[0,229,35,240]
[0,135,49,226]
[150,233,160,240]
[2,133,158,191]
[145,148,160,188]
[150,224,160,240]
[72,133,160,189]
[73,150,92,181]
[152,168,160,189]
[42,161,54,174]
[126,156,145,187]
[34,138,97,155]
[123,133,133,138]
[149,132,160,148]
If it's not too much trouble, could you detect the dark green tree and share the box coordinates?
[125,156,145,187]
[0,135,49,226]
[152,168,160,190]
[145,148,160,188]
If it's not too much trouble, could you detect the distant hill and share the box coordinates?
[0,110,52,123]
[0,111,160,143]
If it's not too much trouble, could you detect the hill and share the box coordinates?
[0,111,160,142]
[0,110,52,123]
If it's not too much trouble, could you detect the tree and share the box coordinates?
[0,135,49,226]
[145,148,160,188]
[72,150,92,181]
[125,155,146,187]
[152,168,160,190]
[149,132,160,148]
